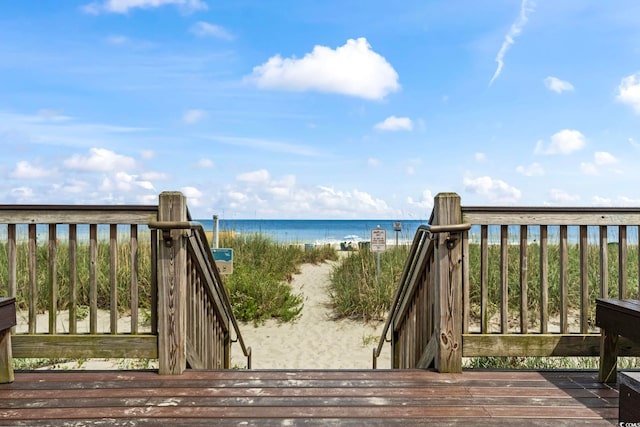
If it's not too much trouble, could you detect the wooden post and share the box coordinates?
[432,193,463,373]
[0,297,17,383]
[599,327,618,383]
[157,192,188,375]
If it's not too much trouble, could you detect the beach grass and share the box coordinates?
[0,239,153,313]
[219,233,337,324]
[328,245,410,321]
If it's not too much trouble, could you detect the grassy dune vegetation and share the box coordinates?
[328,245,410,321]
[466,241,639,325]
[218,233,337,324]
[0,232,338,325]
[0,239,153,314]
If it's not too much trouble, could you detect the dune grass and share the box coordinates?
[218,233,337,324]
[0,239,153,314]
[328,245,410,321]
[328,237,640,368]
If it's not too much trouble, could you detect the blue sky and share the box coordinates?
[2,1,640,219]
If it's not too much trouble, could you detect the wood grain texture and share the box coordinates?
[157,192,188,375]
[0,369,618,425]
[432,193,463,373]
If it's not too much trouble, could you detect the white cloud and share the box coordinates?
[581,152,619,176]
[100,171,154,192]
[617,72,640,114]
[592,196,611,206]
[489,0,536,86]
[183,109,206,124]
[475,152,486,162]
[316,186,392,215]
[374,116,413,131]
[10,187,34,202]
[580,162,599,176]
[549,189,580,203]
[592,195,640,206]
[594,151,618,166]
[181,186,203,207]
[535,129,586,155]
[196,158,214,168]
[516,162,544,176]
[64,148,136,172]
[407,189,434,211]
[544,76,574,93]
[463,176,521,203]
[266,175,297,199]
[10,161,53,179]
[62,179,89,194]
[617,196,640,205]
[237,169,270,184]
[214,170,402,218]
[190,22,234,40]
[246,37,400,100]
[140,150,155,159]
[82,0,207,14]
[141,171,169,180]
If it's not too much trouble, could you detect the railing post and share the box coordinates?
[432,192,463,373]
[157,192,188,375]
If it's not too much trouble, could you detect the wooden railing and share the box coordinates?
[372,225,434,368]
[0,191,250,374]
[376,192,640,371]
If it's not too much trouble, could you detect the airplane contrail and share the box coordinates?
[489,0,536,86]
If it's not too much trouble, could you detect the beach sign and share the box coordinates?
[212,248,233,274]
[370,227,387,253]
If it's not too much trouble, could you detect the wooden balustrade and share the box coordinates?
[0,205,159,360]
[0,191,250,374]
[377,193,640,372]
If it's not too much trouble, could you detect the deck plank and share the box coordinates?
[0,369,618,425]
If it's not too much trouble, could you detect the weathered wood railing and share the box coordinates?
[372,224,434,369]
[0,191,250,374]
[375,192,640,371]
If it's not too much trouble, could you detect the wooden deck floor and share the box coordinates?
[0,369,619,426]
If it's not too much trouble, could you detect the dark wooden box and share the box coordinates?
[620,372,640,424]
[0,297,16,331]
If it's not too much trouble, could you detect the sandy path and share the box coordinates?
[232,258,391,369]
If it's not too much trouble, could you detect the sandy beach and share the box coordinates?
[19,255,391,371]
[231,257,391,369]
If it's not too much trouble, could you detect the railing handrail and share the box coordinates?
[372,225,432,368]
[373,221,472,368]
[190,223,252,369]
[462,206,640,226]
[0,205,158,225]
[149,219,252,369]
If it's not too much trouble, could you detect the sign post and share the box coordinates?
[370,226,387,281]
[212,248,233,274]
[394,221,402,246]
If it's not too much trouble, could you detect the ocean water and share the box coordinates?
[1,220,634,246]
[199,219,428,245]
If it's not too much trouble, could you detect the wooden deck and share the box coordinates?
[0,369,619,426]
